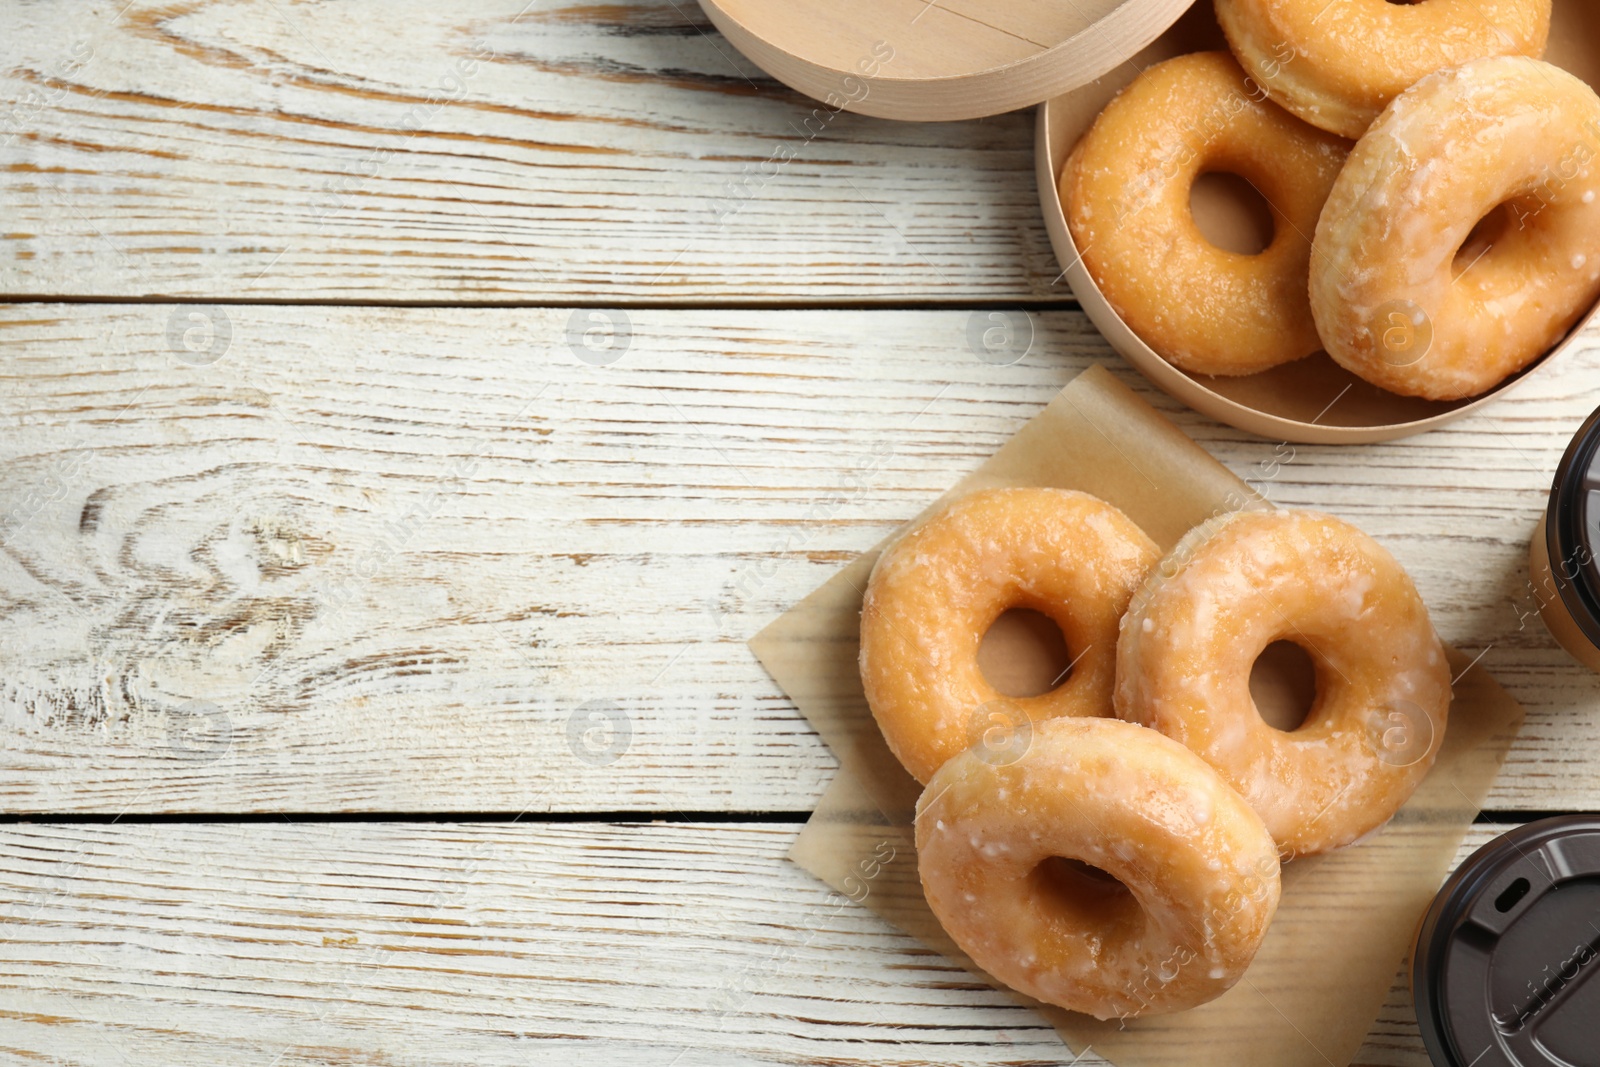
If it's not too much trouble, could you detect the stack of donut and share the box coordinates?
[859,488,1451,1019]
[1064,0,1600,401]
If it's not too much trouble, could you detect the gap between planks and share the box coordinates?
[0,809,1558,825]
[0,295,1084,312]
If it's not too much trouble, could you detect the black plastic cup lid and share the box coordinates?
[1413,815,1600,1066]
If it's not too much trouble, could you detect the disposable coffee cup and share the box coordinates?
[1412,815,1600,1067]
[1529,401,1600,672]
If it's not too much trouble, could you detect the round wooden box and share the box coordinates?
[701,0,1600,442]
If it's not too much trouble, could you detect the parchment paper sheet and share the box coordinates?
[753,365,1525,1067]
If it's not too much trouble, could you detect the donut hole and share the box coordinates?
[1249,640,1319,732]
[1453,201,1518,279]
[977,608,1074,697]
[1189,171,1276,256]
[1031,855,1142,931]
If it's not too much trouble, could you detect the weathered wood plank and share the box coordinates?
[0,819,1509,1065]
[1,303,1598,812]
[0,0,1063,303]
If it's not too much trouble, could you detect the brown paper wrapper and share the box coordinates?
[752,364,1525,1067]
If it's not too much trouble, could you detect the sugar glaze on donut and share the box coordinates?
[1114,509,1451,857]
[916,717,1282,1019]
[861,488,1158,784]
[1217,0,1551,139]
[1310,56,1600,400]
[1064,51,1348,377]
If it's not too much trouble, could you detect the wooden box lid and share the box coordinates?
[697,0,1196,121]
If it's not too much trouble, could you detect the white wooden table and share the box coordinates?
[2,3,1597,1064]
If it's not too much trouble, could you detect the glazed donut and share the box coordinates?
[1216,0,1551,139]
[1310,57,1600,400]
[861,488,1158,784]
[1115,509,1452,857]
[1064,51,1348,377]
[916,717,1281,1019]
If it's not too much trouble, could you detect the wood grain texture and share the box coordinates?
[6,5,1592,1063]
[0,302,1598,813]
[0,0,1063,303]
[0,818,1509,1066]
